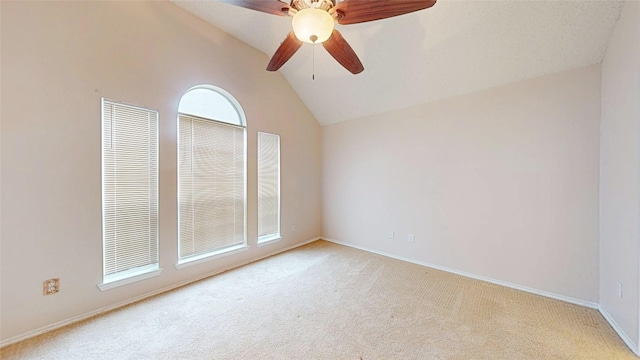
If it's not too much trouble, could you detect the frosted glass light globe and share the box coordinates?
[292,8,334,44]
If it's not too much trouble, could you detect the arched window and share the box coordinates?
[177,85,247,265]
[178,86,245,126]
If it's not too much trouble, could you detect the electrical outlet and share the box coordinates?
[291,224,295,232]
[388,231,394,239]
[616,282,623,298]
[408,234,415,243]
[43,278,60,295]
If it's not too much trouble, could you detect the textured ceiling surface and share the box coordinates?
[171,0,624,125]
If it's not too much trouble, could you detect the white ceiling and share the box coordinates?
[171,0,624,125]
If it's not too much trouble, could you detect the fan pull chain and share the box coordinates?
[312,44,315,80]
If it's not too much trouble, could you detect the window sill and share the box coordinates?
[175,244,249,270]
[98,266,162,291]
[257,235,281,247]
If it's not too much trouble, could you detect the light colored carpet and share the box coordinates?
[1,240,636,359]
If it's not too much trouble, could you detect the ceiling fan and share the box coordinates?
[217,0,437,74]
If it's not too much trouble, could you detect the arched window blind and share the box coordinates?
[101,99,159,285]
[257,132,280,242]
[177,85,247,264]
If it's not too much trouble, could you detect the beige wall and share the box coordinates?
[600,0,640,349]
[322,65,601,303]
[0,1,321,342]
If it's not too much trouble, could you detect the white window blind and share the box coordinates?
[102,99,159,284]
[257,132,280,242]
[178,114,246,262]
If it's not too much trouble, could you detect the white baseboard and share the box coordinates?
[322,238,599,309]
[0,237,321,348]
[599,306,640,356]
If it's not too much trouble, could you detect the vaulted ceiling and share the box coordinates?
[171,0,624,125]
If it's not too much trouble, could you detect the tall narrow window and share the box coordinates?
[257,132,281,243]
[177,85,247,265]
[101,99,159,288]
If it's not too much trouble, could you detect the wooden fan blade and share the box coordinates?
[322,29,364,74]
[267,32,303,71]
[332,0,436,25]
[216,0,290,16]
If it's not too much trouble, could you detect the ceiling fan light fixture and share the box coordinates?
[292,8,334,44]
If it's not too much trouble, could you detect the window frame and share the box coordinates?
[257,131,281,245]
[176,85,248,268]
[99,98,161,291]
